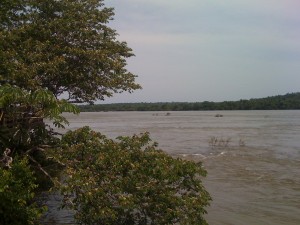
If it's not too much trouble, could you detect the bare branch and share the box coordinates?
[27,155,56,184]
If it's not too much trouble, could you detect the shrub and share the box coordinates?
[56,126,211,225]
[0,157,46,225]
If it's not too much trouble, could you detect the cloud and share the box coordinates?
[104,0,300,103]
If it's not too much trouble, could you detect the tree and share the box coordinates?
[0,84,79,192]
[0,0,141,103]
[0,0,141,186]
[0,1,211,224]
[55,127,211,225]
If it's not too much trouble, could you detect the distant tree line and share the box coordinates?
[79,92,300,111]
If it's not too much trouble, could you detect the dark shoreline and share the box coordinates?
[79,92,300,112]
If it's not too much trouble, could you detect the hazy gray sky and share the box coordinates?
[104,0,300,103]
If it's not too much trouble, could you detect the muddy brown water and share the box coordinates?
[42,111,300,225]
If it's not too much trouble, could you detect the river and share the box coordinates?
[42,110,300,225]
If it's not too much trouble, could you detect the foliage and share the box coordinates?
[0,84,78,154]
[0,84,79,191]
[55,127,211,225]
[0,1,211,225]
[78,92,300,111]
[0,0,141,103]
[0,84,79,127]
[0,157,46,225]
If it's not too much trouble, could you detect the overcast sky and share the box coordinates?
[104,0,300,103]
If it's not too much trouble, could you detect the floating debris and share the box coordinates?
[215,114,223,117]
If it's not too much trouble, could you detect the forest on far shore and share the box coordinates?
[79,92,300,112]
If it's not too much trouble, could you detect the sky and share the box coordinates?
[104,0,300,103]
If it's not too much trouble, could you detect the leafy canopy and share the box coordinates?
[56,127,211,225]
[0,0,141,103]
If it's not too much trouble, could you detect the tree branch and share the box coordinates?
[27,155,57,184]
